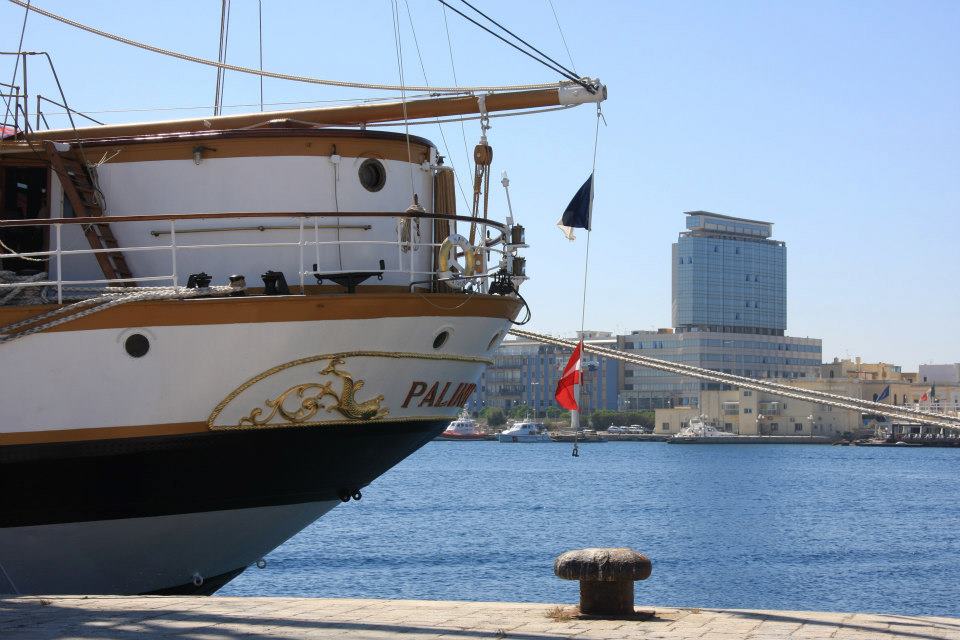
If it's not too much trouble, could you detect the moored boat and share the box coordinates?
[670,416,738,443]
[497,419,553,443]
[437,411,488,441]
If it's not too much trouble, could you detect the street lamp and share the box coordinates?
[530,381,541,419]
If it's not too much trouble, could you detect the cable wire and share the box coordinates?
[456,0,581,85]
[403,0,471,212]
[546,0,577,75]
[441,3,475,208]
[436,0,592,92]
[8,0,561,94]
[1,0,29,132]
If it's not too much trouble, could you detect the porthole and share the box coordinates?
[433,330,450,350]
[487,331,504,352]
[124,333,150,358]
[358,158,386,192]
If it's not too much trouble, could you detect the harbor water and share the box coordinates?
[221,441,960,616]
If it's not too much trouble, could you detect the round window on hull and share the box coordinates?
[358,158,386,192]
[433,330,451,350]
[124,333,150,358]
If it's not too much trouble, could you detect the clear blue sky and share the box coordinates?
[4,0,958,370]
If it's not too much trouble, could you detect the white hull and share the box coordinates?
[0,296,517,594]
[2,311,507,435]
[497,434,553,443]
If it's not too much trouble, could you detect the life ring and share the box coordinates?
[438,234,477,288]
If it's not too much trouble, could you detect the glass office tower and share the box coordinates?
[672,212,786,335]
[619,212,821,409]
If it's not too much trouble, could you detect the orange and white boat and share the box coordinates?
[0,28,606,593]
[438,411,488,441]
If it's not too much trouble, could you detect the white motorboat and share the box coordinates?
[498,420,552,443]
[672,416,738,441]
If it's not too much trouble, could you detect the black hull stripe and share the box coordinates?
[0,420,446,528]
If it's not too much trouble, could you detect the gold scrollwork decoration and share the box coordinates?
[208,350,492,430]
[238,356,388,428]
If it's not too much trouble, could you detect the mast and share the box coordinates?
[28,80,607,142]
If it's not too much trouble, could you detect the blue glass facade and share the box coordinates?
[672,212,786,334]
[618,211,821,409]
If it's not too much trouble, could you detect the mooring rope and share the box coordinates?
[509,328,960,431]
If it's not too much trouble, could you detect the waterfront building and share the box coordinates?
[919,363,960,386]
[672,211,786,335]
[618,211,822,409]
[469,331,620,416]
[655,358,960,436]
[821,357,915,382]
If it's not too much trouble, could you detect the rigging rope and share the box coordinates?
[7,0,562,94]
[213,0,232,116]
[0,285,235,344]
[546,0,577,75]
[390,0,416,203]
[403,0,471,212]
[508,328,960,431]
[1,0,29,132]
[436,0,593,93]
[455,0,582,86]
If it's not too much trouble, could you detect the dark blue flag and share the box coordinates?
[876,385,890,402]
[556,174,594,240]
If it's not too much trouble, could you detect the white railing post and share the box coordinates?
[298,216,305,293]
[408,217,415,285]
[313,216,321,279]
[396,217,403,285]
[55,223,62,304]
[169,219,178,289]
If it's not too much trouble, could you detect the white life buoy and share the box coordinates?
[437,234,477,288]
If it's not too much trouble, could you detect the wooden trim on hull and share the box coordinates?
[72,133,432,165]
[0,415,462,447]
[8,128,436,163]
[0,291,522,333]
[0,422,209,447]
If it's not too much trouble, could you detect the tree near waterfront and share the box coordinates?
[588,410,655,430]
[480,407,506,427]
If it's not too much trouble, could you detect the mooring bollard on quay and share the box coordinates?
[554,547,653,617]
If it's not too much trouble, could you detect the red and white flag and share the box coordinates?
[920,388,931,402]
[555,340,583,410]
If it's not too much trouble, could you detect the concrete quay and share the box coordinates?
[3,596,960,639]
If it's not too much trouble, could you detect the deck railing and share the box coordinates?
[0,211,522,304]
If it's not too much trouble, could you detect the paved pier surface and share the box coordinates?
[3,596,959,639]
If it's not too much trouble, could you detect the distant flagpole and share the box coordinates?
[572,104,603,436]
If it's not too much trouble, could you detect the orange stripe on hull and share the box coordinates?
[0,422,209,446]
[0,292,521,333]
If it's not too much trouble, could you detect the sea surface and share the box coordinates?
[220,441,960,615]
